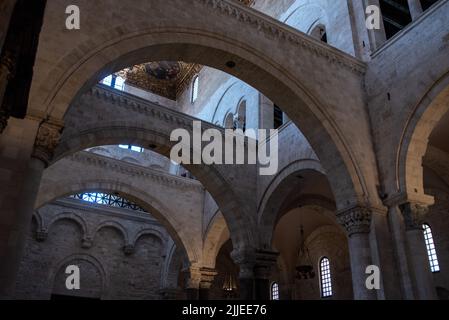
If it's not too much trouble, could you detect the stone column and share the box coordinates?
[407,0,423,20]
[399,202,437,299]
[254,250,279,300]
[183,266,202,300]
[199,268,218,300]
[0,121,61,298]
[337,206,377,300]
[231,248,256,300]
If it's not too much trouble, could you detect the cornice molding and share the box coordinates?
[89,85,222,133]
[66,151,204,192]
[195,0,366,75]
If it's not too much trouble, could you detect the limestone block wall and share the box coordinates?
[14,199,170,300]
[87,145,174,173]
[37,151,205,266]
[177,67,260,132]
[365,1,449,196]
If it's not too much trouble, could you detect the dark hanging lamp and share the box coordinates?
[295,225,315,280]
[223,273,237,298]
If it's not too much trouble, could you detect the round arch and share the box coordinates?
[397,71,449,198]
[35,179,199,265]
[30,25,367,212]
[202,211,230,269]
[258,159,335,247]
[94,220,129,246]
[51,123,253,252]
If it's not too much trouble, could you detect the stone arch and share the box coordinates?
[94,220,129,246]
[32,210,44,233]
[29,3,371,219]
[133,228,166,248]
[397,71,449,198]
[52,122,254,253]
[46,212,89,241]
[258,159,335,247]
[35,179,199,266]
[203,211,230,269]
[161,240,186,290]
[282,2,329,36]
[49,253,107,298]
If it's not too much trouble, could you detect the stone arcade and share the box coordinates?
[0,0,448,300]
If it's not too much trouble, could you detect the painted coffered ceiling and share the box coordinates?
[116,0,253,101]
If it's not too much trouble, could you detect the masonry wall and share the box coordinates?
[272,225,353,300]
[14,199,171,300]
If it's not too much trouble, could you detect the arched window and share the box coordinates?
[101,74,125,91]
[224,113,234,129]
[119,144,143,152]
[237,100,247,131]
[423,224,440,273]
[319,257,333,298]
[310,25,327,43]
[191,75,199,103]
[70,192,146,212]
[271,282,279,300]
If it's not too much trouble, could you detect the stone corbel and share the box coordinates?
[336,206,372,236]
[81,237,93,249]
[123,244,135,255]
[31,121,64,166]
[399,202,430,231]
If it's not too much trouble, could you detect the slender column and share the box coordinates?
[254,250,279,300]
[337,206,377,300]
[407,0,423,20]
[183,266,202,300]
[399,202,437,299]
[0,121,61,298]
[231,248,256,300]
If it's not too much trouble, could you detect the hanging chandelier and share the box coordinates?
[223,273,237,298]
[295,225,315,280]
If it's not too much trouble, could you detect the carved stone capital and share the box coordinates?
[231,247,256,279]
[254,250,279,280]
[399,202,429,231]
[32,122,63,166]
[337,206,372,236]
